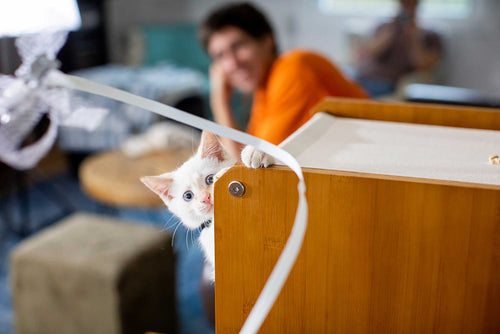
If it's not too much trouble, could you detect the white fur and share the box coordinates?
[146,139,234,281]
[241,145,275,168]
[159,155,234,230]
[143,140,274,282]
[198,225,215,280]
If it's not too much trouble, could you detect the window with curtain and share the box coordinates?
[318,0,471,19]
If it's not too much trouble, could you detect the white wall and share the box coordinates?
[436,0,500,92]
[104,0,500,93]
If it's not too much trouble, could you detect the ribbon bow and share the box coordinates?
[0,31,107,170]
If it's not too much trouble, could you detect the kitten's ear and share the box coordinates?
[198,131,225,161]
[140,175,173,200]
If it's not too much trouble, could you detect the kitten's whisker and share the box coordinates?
[163,216,174,228]
[163,214,172,224]
[162,215,177,232]
[185,228,190,251]
[171,221,182,247]
[165,218,175,229]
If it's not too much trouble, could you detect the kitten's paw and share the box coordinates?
[241,145,275,168]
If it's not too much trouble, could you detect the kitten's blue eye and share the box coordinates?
[205,174,215,185]
[183,191,194,201]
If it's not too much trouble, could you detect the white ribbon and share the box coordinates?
[47,70,308,334]
[0,32,108,170]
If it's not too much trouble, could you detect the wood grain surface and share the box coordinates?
[214,165,500,333]
[214,98,500,333]
[311,97,500,130]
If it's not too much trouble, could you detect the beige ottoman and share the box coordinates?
[10,213,177,334]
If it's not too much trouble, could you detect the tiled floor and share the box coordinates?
[0,173,213,334]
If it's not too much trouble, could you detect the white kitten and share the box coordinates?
[141,131,233,280]
[141,132,274,281]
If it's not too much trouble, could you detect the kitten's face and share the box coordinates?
[141,131,234,229]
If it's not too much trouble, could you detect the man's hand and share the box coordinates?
[209,63,232,115]
[209,63,243,161]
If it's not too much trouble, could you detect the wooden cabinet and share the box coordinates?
[214,98,500,333]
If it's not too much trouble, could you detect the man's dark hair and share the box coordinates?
[199,2,276,54]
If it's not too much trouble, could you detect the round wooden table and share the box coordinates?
[79,148,193,208]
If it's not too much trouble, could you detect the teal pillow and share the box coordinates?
[141,23,210,75]
[140,23,251,127]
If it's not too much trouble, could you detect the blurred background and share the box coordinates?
[0,0,499,333]
[2,0,500,92]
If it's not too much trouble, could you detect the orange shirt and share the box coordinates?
[246,50,368,144]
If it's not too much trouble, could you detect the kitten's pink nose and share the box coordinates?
[200,193,211,204]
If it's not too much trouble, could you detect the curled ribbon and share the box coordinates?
[47,71,308,334]
[0,32,308,334]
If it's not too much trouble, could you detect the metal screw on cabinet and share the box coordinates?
[228,181,245,197]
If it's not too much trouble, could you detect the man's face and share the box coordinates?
[207,26,274,93]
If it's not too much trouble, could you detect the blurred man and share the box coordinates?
[199,2,368,159]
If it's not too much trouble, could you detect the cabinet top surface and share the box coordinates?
[279,113,500,186]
